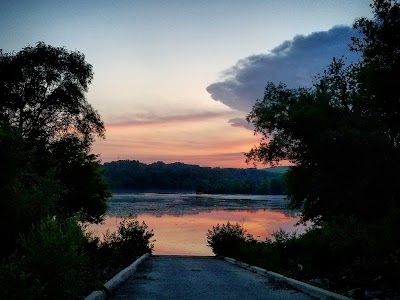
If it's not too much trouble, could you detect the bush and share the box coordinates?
[93,216,154,280]
[207,222,255,257]
[0,254,45,300]
[22,216,97,299]
[100,215,154,255]
[0,216,97,299]
[207,216,400,295]
[0,215,156,299]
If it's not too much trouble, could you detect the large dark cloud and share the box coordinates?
[207,26,360,112]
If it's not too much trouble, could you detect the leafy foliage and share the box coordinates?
[92,216,154,280]
[0,216,155,299]
[103,160,286,195]
[0,42,110,257]
[207,222,255,257]
[0,217,94,299]
[50,135,110,223]
[238,1,400,296]
[0,125,63,256]
[352,0,400,146]
[0,254,45,300]
[100,216,154,256]
[20,217,94,299]
[0,41,104,145]
[209,217,400,295]
[246,0,400,223]
[0,43,114,298]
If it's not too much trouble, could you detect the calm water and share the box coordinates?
[88,193,305,256]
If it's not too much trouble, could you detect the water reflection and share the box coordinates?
[107,193,298,217]
[88,193,305,256]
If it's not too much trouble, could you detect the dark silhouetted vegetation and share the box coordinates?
[207,222,255,257]
[0,43,154,299]
[103,160,287,194]
[246,0,400,225]
[208,218,400,299]
[0,42,110,257]
[0,215,154,299]
[92,216,154,281]
[210,1,400,298]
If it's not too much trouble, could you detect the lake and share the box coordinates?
[88,193,305,256]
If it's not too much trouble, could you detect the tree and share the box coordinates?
[50,135,109,223]
[0,124,63,256]
[0,41,104,146]
[351,0,400,147]
[245,0,400,223]
[0,42,109,256]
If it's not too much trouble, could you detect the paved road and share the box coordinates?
[112,256,315,299]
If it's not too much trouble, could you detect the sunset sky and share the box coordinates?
[1,1,372,168]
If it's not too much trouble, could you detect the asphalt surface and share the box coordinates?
[112,256,315,300]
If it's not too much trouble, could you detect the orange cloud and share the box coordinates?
[105,111,234,128]
[93,113,275,168]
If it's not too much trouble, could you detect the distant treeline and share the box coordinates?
[102,160,288,194]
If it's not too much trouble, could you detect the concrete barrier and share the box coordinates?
[224,257,352,300]
[84,253,150,300]
[84,290,106,300]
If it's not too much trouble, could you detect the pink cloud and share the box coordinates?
[105,111,234,128]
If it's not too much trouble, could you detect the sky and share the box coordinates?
[1,0,373,168]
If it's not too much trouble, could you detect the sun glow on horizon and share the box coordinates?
[1,1,372,169]
[93,113,263,168]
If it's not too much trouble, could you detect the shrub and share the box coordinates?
[0,216,97,299]
[101,215,154,255]
[207,216,400,294]
[207,222,255,256]
[0,215,156,299]
[0,254,45,300]
[94,216,154,280]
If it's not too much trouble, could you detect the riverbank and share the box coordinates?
[89,193,305,256]
[207,217,400,299]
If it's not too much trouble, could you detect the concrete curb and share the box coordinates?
[84,253,150,300]
[84,290,106,300]
[224,257,352,300]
